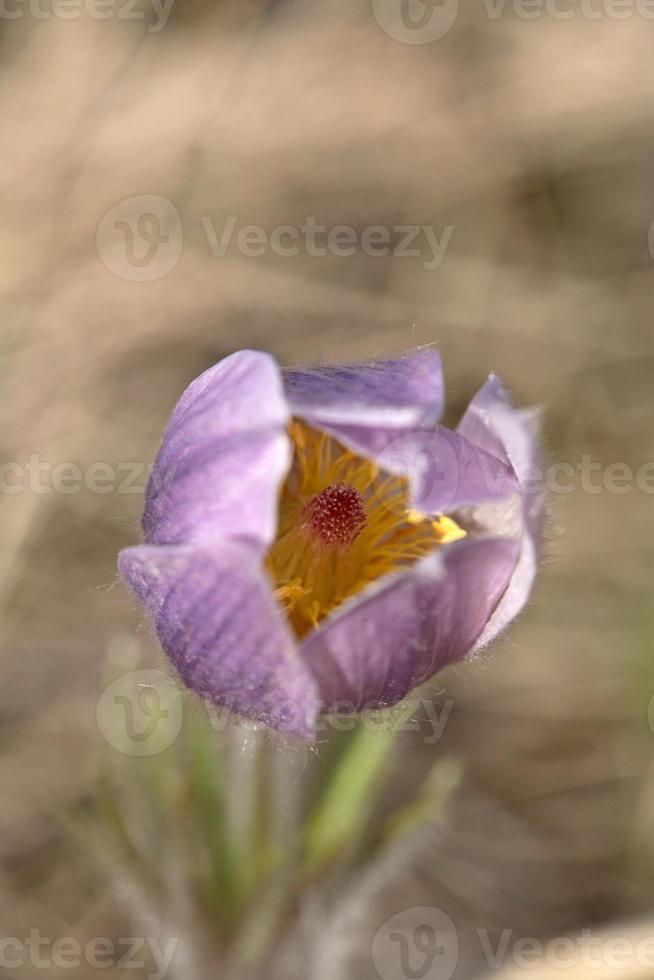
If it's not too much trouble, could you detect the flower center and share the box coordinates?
[266,420,466,639]
[301,483,367,548]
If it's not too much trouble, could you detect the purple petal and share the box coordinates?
[143,350,291,554]
[118,542,320,736]
[473,531,538,651]
[300,536,520,712]
[458,374,539,503]
[374,426,518,514]
[457,374,544,649]
[283,349,443,459]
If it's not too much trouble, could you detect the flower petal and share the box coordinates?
[283,349,443,459]
[118,541,320,736]
[300,536,520,712]
[458,375,537,489]
[143,350,291,554]
[374,425,519,514]
[457,374,544,649]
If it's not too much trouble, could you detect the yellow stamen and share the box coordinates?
[266,421,466,638]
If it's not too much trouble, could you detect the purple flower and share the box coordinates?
[119,349,543,737]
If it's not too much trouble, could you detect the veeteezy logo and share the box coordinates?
[96,670,183,756]
[372,0,654,43]
[373,907,459,980]
[96,195,455,280]
[371,0,460,43]
[97,196,183,282]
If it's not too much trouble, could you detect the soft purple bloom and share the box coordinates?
[119,349,543,737]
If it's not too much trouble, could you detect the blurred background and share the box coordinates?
[1,1,654,977]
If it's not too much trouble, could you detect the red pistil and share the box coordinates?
[301,483,367,548]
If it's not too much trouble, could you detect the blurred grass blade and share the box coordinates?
[381,757,462,844]
[187,715,240,925]
[301,706,413,875]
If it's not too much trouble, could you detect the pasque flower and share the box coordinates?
[119,349,543,737]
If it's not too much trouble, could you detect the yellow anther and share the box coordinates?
[267,421,467,639]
